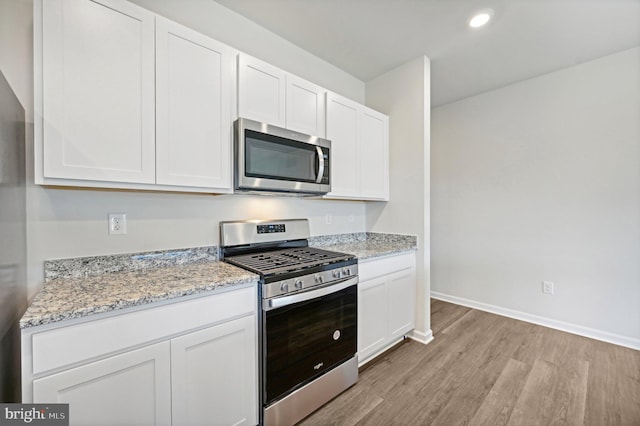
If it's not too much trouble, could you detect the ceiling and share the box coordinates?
[215,0,640,107]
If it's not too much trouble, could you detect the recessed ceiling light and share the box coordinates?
[468,9,494,28]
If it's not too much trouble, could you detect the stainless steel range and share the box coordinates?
[220,219,358,426]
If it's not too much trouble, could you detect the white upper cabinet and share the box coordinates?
[325,93,359,197]
[359,108,389,199]
[155,17,232,189]
[36,0,234,193]
[237,54,326,137]
[326,92,389,201]
[41,0,156,184]
[285,74,326,137]
[238,55,287,127]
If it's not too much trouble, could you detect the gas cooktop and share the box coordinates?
[225,246,354,277]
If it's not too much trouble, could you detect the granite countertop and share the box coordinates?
[22,233,416,330]
[21,258,258,329]
[310,232,417,260]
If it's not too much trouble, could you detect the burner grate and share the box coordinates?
[226,247,352,276]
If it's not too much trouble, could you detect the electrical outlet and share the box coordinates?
[542,281,554,295]
[348,214,354,223]
[108,213,127,235]
[325,213,332,225]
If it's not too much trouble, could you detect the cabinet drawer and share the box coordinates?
[29,286,256,376]
[359,252,416,282]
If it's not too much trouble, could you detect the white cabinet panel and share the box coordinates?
[286,75,326,137]
[171,315,258,426]
[326,93,359,197]
[42,0,155,183]
[238,55,286,127]
[359,109,389,199]
[358,252,416,365]
[325,92,389,201]
[388,269,417,340]
[33,342,171,426]
[156,18,232,190]
[358,276,388,362]
[238,54,326,138]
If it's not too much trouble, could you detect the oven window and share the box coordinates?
[245,130,317,182]
[264,283,357,404]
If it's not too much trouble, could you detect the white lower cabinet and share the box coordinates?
[22,287,258,426]
[171,315,257,426]
[33,342,172,426]
[358,252,416,365]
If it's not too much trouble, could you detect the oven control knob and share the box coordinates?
[315,274,324,284]
[333,270,342,279]
[295,279,303,289]
[280,282,289,293]
[343,268,351,276]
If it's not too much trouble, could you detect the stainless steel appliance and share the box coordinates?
[0,70,28,402]
[220,219,357,426]
[233,118,331,196]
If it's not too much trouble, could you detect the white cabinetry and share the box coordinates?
[357,252,416,365]
[238,55,286,127]
[171,315,257,426]
[33,342,171,426]
[36,0,234,193]
[325,92,389,201]
[285,74,326,137]
[40,0,156,184]
[156,17,232,190]
[22,286,258,426]
[237,55,326,137]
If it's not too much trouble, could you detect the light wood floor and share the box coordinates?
[300,299,640,426]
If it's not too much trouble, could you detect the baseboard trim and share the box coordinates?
[431,291,640,351]
[408,329,434,345]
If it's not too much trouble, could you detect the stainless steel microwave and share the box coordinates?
[233,118,331,196]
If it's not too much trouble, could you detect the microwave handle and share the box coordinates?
[315,146,325,183]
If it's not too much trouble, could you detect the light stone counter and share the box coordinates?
[21,233,416,329]
[21,251,258,329]
[309,232,417,260]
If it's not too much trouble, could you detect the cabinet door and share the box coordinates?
[42,0,155,183]
[286,75,326,137]
[359,108,389,200]
[171,315,258,426]
[387,269,416,340]
[357,276,388,362]
[33,342,171,426]
[156,17,232,189]
[326,92,359,197]
[238,55,286,127]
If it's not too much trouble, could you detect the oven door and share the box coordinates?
[234,117,330,195]
[263,277,357,406]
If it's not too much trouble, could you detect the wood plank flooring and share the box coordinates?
[300,299,640,426]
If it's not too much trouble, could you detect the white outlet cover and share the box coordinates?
[108,213,127,235]
[542,280,554,295]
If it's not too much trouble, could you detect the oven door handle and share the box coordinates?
[263,276,358,311]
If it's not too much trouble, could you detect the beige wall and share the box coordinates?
[431,47,640,346]
[365,56,432,342]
